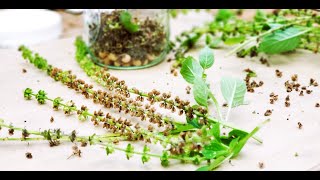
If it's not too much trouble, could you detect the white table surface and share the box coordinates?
[1,12,320,171]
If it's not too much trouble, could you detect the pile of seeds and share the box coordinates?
[90,10,168,67]
[244,72,264,93]
[269,92,279,104]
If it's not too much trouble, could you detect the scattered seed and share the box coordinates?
[316,103,320,107]
[81,141,88,147]
[301,86,307,90]
[306,90,312,94]
[294,152,299,157]
[299,91,304,96]
[285,101,291,107]
[297,122,303,129]
[185,86,191,94]
[22,68,27,73]
[291,74,298,81]
[258,162,264,169]
[264,110,272,116]
[50,116,54,123]
[310,78,318,87]
[285,95,290,101]
[25,152,33,159]
[275,69,282,78]
[68,145,82,159]
[8,129,14,136]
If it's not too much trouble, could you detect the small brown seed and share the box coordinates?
[315,103,320,107]
[114,62,121,67]
[258,162,264,169]
[99,51,108,59]
[291,74,298,81]
[299,91,304,96]
[264,110,272,116]
[108,53,117,61]
[275,69,282,78]
[133,60,142,66]
[285,95,290,101]
[146,54,155,61]
[297,122,303,129]
[121,54,131,63]
[50,116,54,123]
[22,69,27,73]
[143,60,149,66]
[25,152,33,159]
[285,101,290,107]
[103,57,110,65]
[306,90,312,94]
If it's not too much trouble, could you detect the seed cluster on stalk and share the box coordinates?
[16,40,269,171]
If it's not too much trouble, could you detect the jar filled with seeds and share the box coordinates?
[83,9,170,70]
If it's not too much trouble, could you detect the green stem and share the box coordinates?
[99,144,206,162]
[206,116,263,144]
[209,92,223,122]
[226,17,313,57]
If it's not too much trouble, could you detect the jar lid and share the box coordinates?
[0,9,62,49]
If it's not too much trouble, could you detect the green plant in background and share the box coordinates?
[172,9,320,69]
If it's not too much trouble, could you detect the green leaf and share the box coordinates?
[160,151,170,167]
[187,117,202,129]
[207,154,233,171]
[224,36,246,45]
[125,144,134,160]
[180,56,203,84]
[142,145,150,164]
[193,76,209,107]
[120,11,140,33]
[201,139,228,159]
[215,9,234,23]
[258,27,310,54]
[221,77,246,122]
[210,123,221,142]
[206,34,222,49]
[231,119,270,157]
[106,146,115,155]
[228,129,248,140]
[220,77,246,108]
[254,10,267,22]
[196,165,210,171]
[199,46,214,69]
[24,88,33,100]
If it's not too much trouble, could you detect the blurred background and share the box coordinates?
[0,9,274,49]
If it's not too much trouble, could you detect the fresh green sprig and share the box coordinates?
[172,9,320,68]
[73,37,263,144]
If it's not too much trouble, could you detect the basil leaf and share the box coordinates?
[210,123,221,142]
[258,27,310,54]
[199,46,215,69]
[220,77,246,108]
[228,129,248,139]
[180,56,203,84]
[193,76,209,107]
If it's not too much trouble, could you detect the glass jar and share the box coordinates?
[83,9,170,70]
